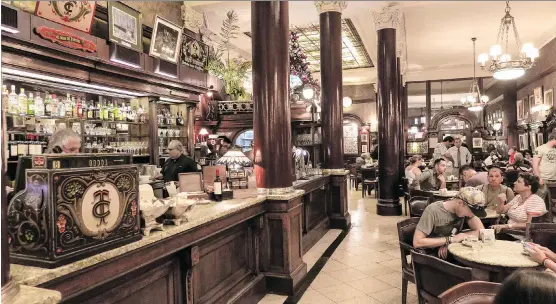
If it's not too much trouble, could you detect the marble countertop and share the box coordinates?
[11,285,62,304]
[292,175,328,188]
[11,194,269,288]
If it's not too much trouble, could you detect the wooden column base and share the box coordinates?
[377,199,402,216]
[328,175,352,230]
[262,192,307,295]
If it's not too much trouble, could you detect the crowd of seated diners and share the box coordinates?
[395,133,556,304]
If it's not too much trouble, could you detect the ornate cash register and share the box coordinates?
[7,153,141,268]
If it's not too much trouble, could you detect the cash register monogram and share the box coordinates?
[92,189,111,226]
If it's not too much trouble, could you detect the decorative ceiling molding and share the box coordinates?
[181,3,205,32]
[314,1,347,14]
[372,6,399,31]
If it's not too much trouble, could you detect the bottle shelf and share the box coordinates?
[7,130,53,136]
[158,124,186,128]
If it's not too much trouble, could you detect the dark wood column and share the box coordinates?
[375,19,402,216]
[186,105,195,155]
[397,58,404,181]
[317,1,351,229]
[251,1,293,194]
[426,81,432,127]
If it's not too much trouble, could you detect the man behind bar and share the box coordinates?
[46,128,81,153]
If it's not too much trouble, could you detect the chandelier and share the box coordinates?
[478,1,538,80]
[462,38,489,112]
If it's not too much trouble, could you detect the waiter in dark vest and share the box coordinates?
[157,140,198,182]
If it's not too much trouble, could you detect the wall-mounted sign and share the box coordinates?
[108,1,143,52]
[34,1,96,33]
[181,34,208,71]
[149,16,183,63]
[35,26,97,52]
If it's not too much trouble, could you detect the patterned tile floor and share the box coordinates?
[258,188,417,304]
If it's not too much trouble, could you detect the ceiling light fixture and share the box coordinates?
[462,38,489,112]
[478,1,538,80]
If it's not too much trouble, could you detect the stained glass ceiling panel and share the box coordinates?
[245,19,373,73]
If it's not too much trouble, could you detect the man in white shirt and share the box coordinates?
[431,136,454,166]
[533,131,556,199]
[445,137,472,176]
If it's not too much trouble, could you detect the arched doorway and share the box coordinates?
[233,129,254,153]
[429,107,479,147]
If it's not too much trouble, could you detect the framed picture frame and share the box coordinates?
[537,133,544,146]
[181,34,209,71]
[472,137,483,148]
[517,99,523,120]
[361,133,369,143]
[534,86,544,106]
[518,133,529,151]
[529,95,535,115]
[361,144,368,153]
[149,16,183,63]
[108,2,142,52]
[545,89,554,109]
[35,1,96,33]
[530,131,538,151]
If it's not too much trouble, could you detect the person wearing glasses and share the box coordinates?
[46,128,81,153]
[157,140,198,182]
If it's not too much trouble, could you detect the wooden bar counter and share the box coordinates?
[10,176,333,304]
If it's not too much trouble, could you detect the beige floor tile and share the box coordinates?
[357,263,399,277]
[407,282,418,296]
[257,293,287,304]
[309,272,343,290]
[322,260,351,273]
[298,289,335,304]
[369,287,418,304]
[338,295,383,304]
[330,249,358,259]
[345,276,394,294]
[315,283,368,302]
[374,272,403,288]
[379,258,402,271]
[325,267,369,283]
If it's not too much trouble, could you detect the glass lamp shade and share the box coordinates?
[343,96,353,108]
[490,44,502,58]
[493,67,525,80]
[478,53,489,65]
[302,86,314,100]
[216,150,253,169]
[199,128,209,135]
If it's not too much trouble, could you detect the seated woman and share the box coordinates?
[405,155,423,190]
[491,172,547,237]
[476,167,515,209]
[484,151,500,166]
[494,270,556,304]
[506,153,531,172]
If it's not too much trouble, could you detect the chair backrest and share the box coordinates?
[361,168,377,180]
[397,218,420,271]
[349,165,357,175]
[438,281,501,304]
[411,250,482,304]
[526,223,556,253]
[410,189,435,199]
[503,170,519,187]
[409,196,430,217]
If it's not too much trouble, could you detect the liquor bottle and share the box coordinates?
[71,97,77,118]
[87,101,94,119]
[76,98,83,118]
[128,105,136,122]
[176,111,185,126]
[44,93,52,117]
[107,102,114,121]
[102,101,109,121]
[1,85,8,112]
[213,169,223,202]
[112,101,120,121]
[118,102,126,121]
[65,94,73,118]
[18,88,27,115]
[137,105,145,123]
[93,102,101,119]
[34,93,44,117]
[81,100,88,119]
[53,94,62,118]
[8,85,18,115]
[27,92,35,115]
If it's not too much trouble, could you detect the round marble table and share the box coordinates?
[448,240,542,282]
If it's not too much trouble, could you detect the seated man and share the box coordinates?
[476,166,515,209]
[419,158,447,191]
[460,164,489,187]
[413,187,486,259]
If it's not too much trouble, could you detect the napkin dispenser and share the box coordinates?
[480,229,495,244]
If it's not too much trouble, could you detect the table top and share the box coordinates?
[430,190,459,197]
[449,240,539,268]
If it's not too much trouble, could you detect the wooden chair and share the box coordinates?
[526,223,556,253]
[348,165,358,190]
[402,177,410,216]
[361,168,378,198]
[409,196,430,218]
[438,281,501,304]
[411,250,484,304]
[397,218,420,304]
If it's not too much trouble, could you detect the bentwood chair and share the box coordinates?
[526,223,556,253]
[438,281,501,304]
[411,250,484,304]
[361,168,378,198]
[402,177,410,216]
[397,218,420,304]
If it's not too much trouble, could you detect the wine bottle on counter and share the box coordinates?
[213,169,223,202]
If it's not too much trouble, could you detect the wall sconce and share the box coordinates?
[199,128,209,142]
[343,96,353,108]
[207,85,215,98]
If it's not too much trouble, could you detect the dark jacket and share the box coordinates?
[161,154,198,182]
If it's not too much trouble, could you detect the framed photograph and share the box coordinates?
[517,99,523,120]
[529,95,535,115]
[181,34,209,71]
[538,133,544,146]
[472,137,483,148]
[35,1,96,33]
[108,2,142,52]
[545,89,554,109]
[534,87,544,106]
[361,133,369,143]
[149,16,183,63]
[361,144,368,153]
[518,133,529,151]
[530,131,538,151]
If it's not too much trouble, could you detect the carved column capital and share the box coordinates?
[373,7,400,30]
[314,1,347,14]
[181,3,205,32]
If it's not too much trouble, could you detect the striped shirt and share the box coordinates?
[506,194,547,225]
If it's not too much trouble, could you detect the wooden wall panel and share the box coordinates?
[267,218,284,270]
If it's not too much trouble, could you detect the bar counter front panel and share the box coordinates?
[11,175,332,304]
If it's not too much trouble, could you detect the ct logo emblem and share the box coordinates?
[80,183,121,236]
